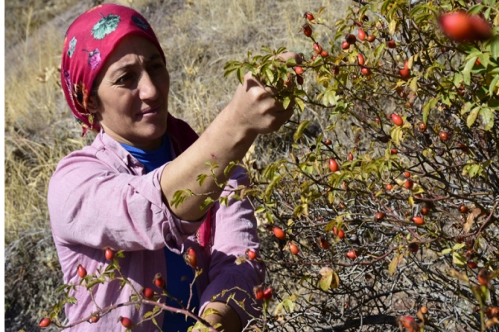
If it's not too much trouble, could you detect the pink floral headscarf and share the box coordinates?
[60,3,165,136]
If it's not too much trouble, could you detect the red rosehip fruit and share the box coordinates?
[153,273,166,289]
[412,216,424,226]
[294,66,304,75]
[358,29,366,41]
[273,226,286,240]
[328,158,339,172]
[263,287,273,300]
[439,131,449,141]
[185,247,197,268]
[120,316,133,328]
[439,10,473,42]
[303,24,313,37]
[375,212,385,221]
[313,43,322,54]
[341,41,350,50]
[346,34,357,44]
[39,318,51,328]
[143,287,154,299]
[304,12,314,21]
[367,35,376,42]
[105,248,114,261]
[254,286,264,300]
[391,114,403,126]
[387,40,396,48]
[469,14,492,41]
[361,67,371,75]
[77,264,87,278]
[246,249,257,260]
[346,249,358,260]
[289,242,300,255]
[296,75,304,85]
[399,67,411,80]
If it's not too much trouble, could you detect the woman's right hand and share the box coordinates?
[225,52,302,136]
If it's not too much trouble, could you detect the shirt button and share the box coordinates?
[165,233,172,241]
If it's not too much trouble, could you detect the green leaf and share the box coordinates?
[467,106,481,127]
[283,96,291,110]
[462,56,477,85]
[489,75,499,96]
[293,120,311,142]
[295,97,305,112]
[389,253,404,275]
[491,36,499,60]
[480,107,494,131]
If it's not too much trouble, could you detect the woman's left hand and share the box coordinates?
[193,301,242,332]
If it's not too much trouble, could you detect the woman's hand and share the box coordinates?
[193,301,241,332]
[225,52,302,136]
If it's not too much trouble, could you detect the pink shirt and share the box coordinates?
[48,115,264,331]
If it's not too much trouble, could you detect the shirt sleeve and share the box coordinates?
[198,166,265,327]
[48,149,203,253]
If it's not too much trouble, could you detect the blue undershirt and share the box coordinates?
[120,135,199,331]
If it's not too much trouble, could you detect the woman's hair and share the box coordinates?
[60,4,165,135]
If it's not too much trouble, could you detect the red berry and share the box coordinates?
[328,158,339,172]
[324,139,332,145]
[263,287,273,300]
[467,261,478,269]
[459,205,468,214]
[321,50,329,57]
[143,287,154,299]
[412,216,424,226]
[318,236,330,249]
[348,153,354,160]
[313,43,322,54]
[391,114,403,126]
[289,242,300,255]
[367,35,376,42]
[153,273,166,289]
[304,12,314,21]
[408,243,419,253]
[185,248,197,268]
[294,66,304,75]
[358,29,366,41]
[404,179,414,190]
[385,184,393,191]
[403,171,411,178]
[387,40,396,48]
[361,67,371,75]
[358,53,365,66]
[254,286,264,300]
[346,34,357,44]
[421,206,430,215]
[419,122,427,132]
[375,212,385,221]
[77,264,87,278]
[341,41,350,50]
[273,226,286,240]
[439,10,473,42]
[399,67,411,80]
[39,318,51,328]
[391,149,398,155]
[90,315,100,323]
[246,249,257,260]
[296,75,304,85]
[346,249,358,260]
[478,269,491,286]
[303,24,313,37]
[439,131,449,141]
[120,316,133,328]
[105,248,114,261]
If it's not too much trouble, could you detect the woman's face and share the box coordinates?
[90,34,170,150]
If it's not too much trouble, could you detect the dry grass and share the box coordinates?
[4,0,349,330]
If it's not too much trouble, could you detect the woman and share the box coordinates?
[48,3,299,331]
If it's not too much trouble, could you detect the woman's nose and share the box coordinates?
[138,72,159,101]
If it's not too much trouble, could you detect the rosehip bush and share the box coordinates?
[225,0,499,330]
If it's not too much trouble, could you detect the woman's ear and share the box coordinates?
[87,94,99,112]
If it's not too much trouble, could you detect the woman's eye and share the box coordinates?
[116,74,133,84]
